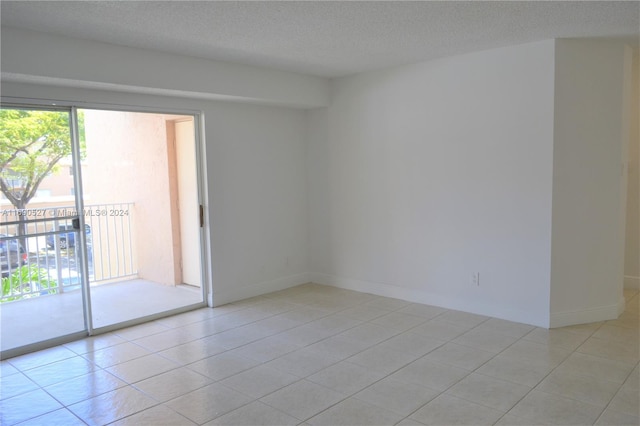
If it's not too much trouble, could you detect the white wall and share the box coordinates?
[1,27,329,108]
[625,49,640,290]
[550,41,631,326]
[309,41,556,327]
[0,82,311,306]
[3,26,633,328]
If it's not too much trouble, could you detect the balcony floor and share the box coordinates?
[0,279,203,354]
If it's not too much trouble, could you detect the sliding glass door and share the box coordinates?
[79,108,204,329]
[0,107,89,356]
[0,105,206,358]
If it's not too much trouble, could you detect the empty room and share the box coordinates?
[0,1,638,425]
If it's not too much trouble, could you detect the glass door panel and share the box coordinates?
[78,109,204,329]
[0,107,87,357]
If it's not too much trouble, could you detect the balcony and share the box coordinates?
[1,203,203,356]
[2,203,139,298]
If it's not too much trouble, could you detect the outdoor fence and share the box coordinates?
[0,203,137,303]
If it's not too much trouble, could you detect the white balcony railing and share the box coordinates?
[1,203,137,303]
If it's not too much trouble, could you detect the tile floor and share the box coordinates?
[1,279,204,353]
[1,283,638,426]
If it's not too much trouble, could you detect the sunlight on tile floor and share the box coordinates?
[1,279,203,353]
[1,284,638,425]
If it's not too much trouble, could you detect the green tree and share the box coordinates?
[0,109,84,242]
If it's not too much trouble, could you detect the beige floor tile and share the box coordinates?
[396,303,448,319]
[434,310,489,329]
[1,372,39,400]
[275,306,333,323]
[83,341,151,368]
[306,314,363,334]
[44,369,127,406]
[276,323,339,346]
[205,401,299,426]
[423,342,494,370]
[308,397,403,426]
[560,321,604,336]
[229,335,302,363]
[68,386,158,426]
[0,389,63,425]
[364,297,411,311]
[499,340,572,370]
[229,295,270,308]
[220,365,299,398]
[592,324,640,344]
[187,352,260,381]
[447,373,531,412]
[250,314,304,335]
[494,413,542,425]
[260,379,346,421]
[4,284,639,426]
[165,382,253,424]
[113,321,171,341]
[554,352,636,385]
[605,311,640,330]
[157,337,227,365]
[410,394,503,425]
[390,357,469,391]
[370,311,429,331]
[0,361,19,378]
[110,404,197,425]
[134,367,212,402]
[410,320,469,341]
[608,385,640,417]
[305,335,372,360]
[7,346,77,371]
[595,408,640,426]
[17,408,86,426]
[395,419,428,426]
[64,333,126,355]
[452,328,519,354]
[347,344,422,375]
[523,327,590,351]
[106,353,180,384]
[307,297,357,312]
[474,318,534,339]
[199,323,266,349]
[173,316,236,337]
[476,354,552,387]
[307,361,385,395]
[154,307,219,328]
[507,389,603,425]
[577,336,640,364]
[189,314,258,337]
[340,305,394,321]
[376,331,445,358]
[212,308,275,328]
[265,347,342,377]
[22,356,97,387]
[250,300,301,316]
[354,377,439,416]
[535,369,621,407]
[625,365,639,390]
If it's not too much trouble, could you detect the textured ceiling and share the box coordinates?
[1,1,638,78]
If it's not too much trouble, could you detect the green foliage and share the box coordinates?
[1,265,58,303]
[0,108,85,209]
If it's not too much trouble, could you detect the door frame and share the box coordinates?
[1,97,210,355]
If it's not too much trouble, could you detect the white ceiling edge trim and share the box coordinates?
[0,72,324,109]
[1,27,330,109]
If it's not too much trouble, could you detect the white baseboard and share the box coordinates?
[212,273,310,306]
[624,275,640,290]
[549,297,626,328]
[310,272,548,328]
